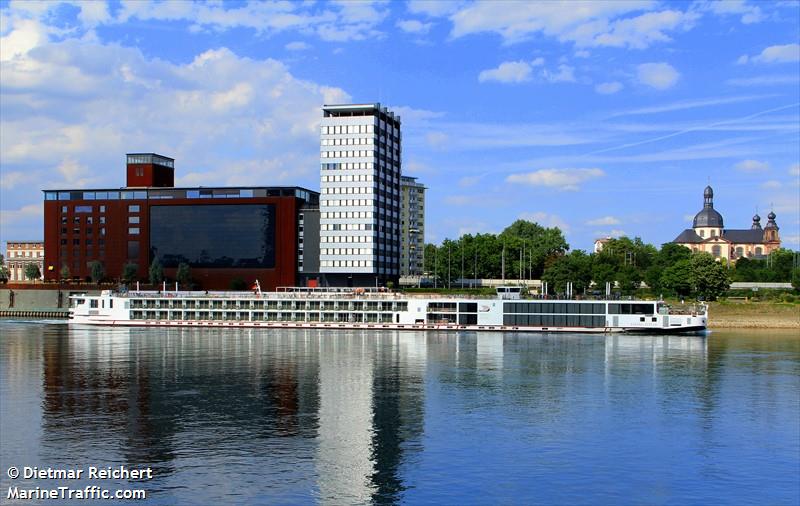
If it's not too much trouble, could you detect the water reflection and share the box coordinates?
[0,324,797,505]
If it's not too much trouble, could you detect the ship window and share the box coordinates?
[90,300,98,308]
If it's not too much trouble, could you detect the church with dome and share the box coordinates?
[672,186,781,261]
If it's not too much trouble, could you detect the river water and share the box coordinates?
[0,322,798,505]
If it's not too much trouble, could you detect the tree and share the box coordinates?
[25,263,41,282]
[792,267,800,291]
[0,254,9,283]
[690,252,730,301]
[176,262,191,288]
[660,259,692,297]
[87,260,105,284]
[542,250,592,295]
[499,220,568,279]
[646,243,692,293]
[60,264,71,281]
[149,258,164,286]
[122,263,139,285]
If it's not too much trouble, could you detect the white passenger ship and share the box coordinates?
[69,286,707,334]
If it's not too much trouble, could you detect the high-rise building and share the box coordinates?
[400,176,425,276]
[319,104,402,286]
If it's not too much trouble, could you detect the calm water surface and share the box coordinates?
[1,322,798,505]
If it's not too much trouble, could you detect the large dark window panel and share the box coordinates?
[150,204,276,268]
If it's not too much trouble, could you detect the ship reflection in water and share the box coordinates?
[1,323,798,505]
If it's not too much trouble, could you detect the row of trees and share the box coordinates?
[49,259,193,287]
[422,220,569,283]
[424,221,799,300]
[541,240,732,300]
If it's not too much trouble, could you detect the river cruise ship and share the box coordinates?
[69,287,707,334]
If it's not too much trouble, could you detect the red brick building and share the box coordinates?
[43,154,319,290]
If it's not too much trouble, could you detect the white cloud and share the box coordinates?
[446,2,698,49]
[531,57,545,66]
[703,0,763,24]
[592,10,699,49]
[738,43,800,64]
[0,32,352,246]
[761,180,781,189]
[586,216,621,226]
[636,62,679,89]
[285,41,311,51]
[0,18,52,61]
[9,0,391,42]
[595,81,623,94]
[519,212,570,232]
[574,50,590,58]
[734,159,769,172]
[478,60,532,83]
[397,19,433,34]
[790,163,800,177]
[542,64,575,83]
[408,0,465,17]
[506,168,605,191]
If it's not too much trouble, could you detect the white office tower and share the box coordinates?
[400,176,426,276]
[319,104,402,286]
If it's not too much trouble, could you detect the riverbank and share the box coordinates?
[708,301,799,329]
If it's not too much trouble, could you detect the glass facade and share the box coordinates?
[150,204,276,268]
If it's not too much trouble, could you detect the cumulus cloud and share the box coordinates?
[737,43,800,64]
[595,81,623,94]
[586,216,621,226]
[397,19,433,34]
[542,64,575,83]
[592,10,699,49]
[478,60,532,83]
[506,168,605,191]
[636,62,679,90]
[703,0,763,24]
[734,159,769,172]
[0,28,351,245]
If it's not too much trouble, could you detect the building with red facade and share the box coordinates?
[43,154,319,290]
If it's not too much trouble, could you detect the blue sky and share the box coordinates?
[1,0,799,253]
